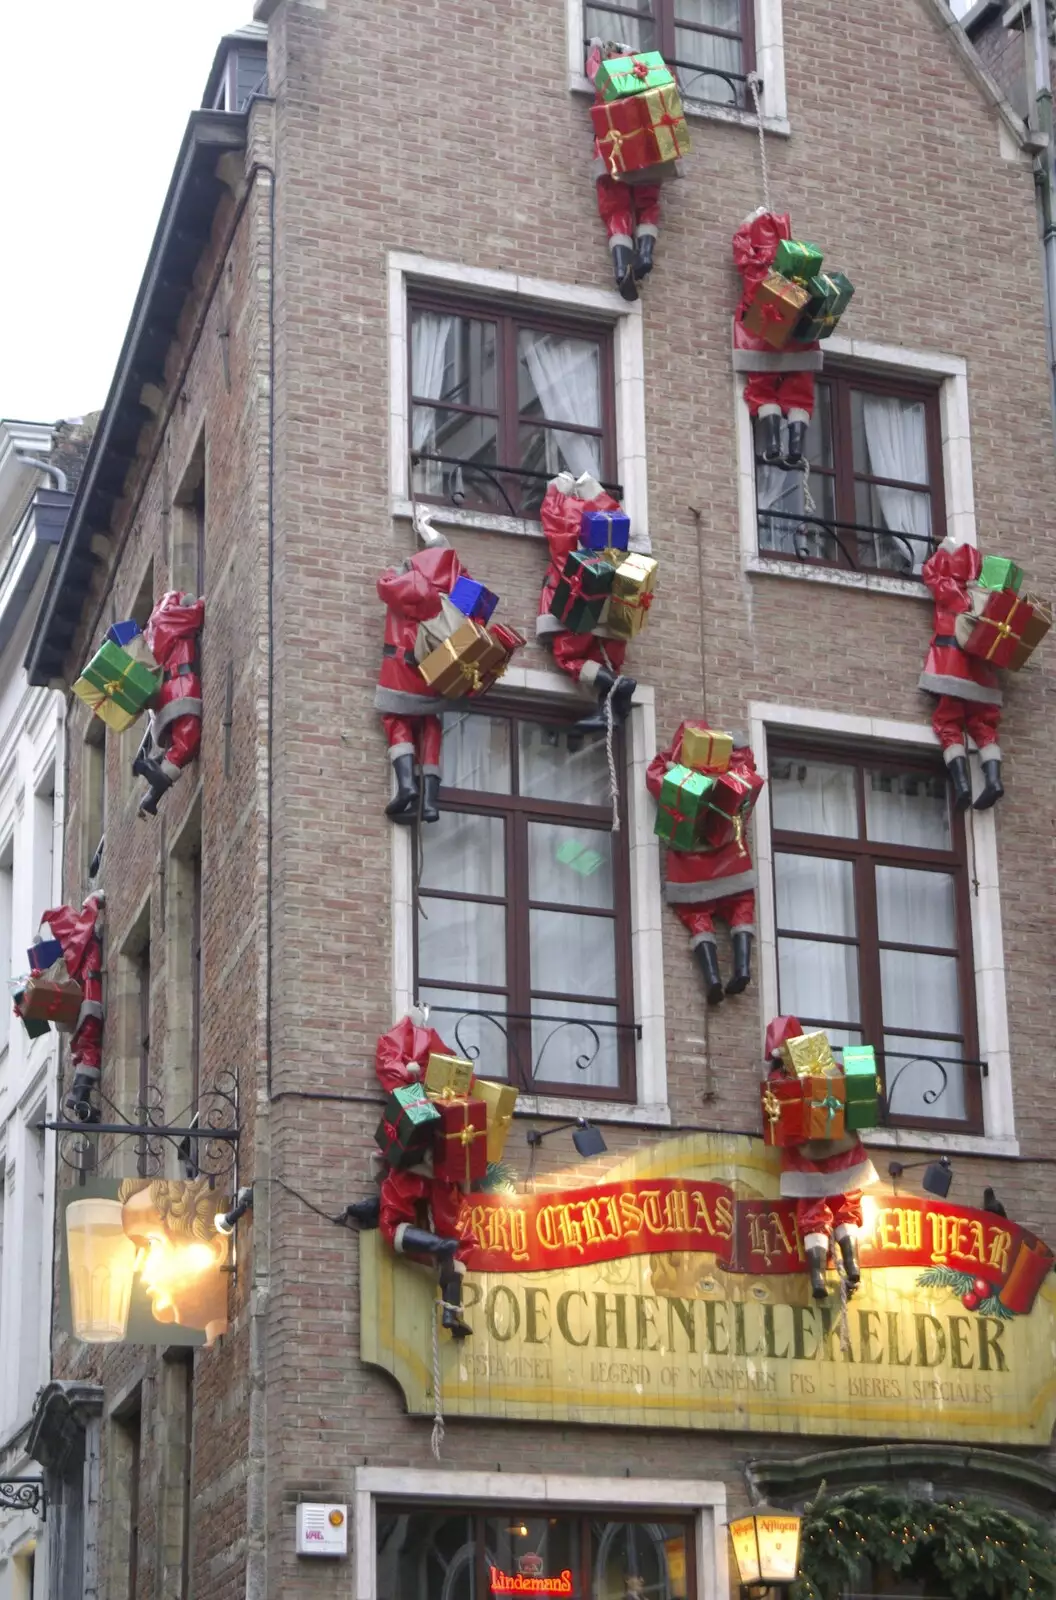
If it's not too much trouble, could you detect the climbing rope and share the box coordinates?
[431,1295,445,1459]
[747,73,771,216]
[835,1254,852,1356]
[598,644,621,833]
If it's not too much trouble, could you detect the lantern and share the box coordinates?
[728,1510,803,1594]
[65,1198,138,1342]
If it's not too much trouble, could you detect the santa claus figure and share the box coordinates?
[374,544,466,824]
[646,723,760,1004]
[732,209,822,467]
[536,472,636,732]
[133,591,204,818]
[42,893,105,1122]
[587,40,663,302]
[919,537,1004,811]
[764,1016,877,1302]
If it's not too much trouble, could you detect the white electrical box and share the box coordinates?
[296,1503,349,1557]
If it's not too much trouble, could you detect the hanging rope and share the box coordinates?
[835,1253,852,1356]
[801,456,816,517]
[747,73,771,216]
[431,1294,445,1459]
[598,643,621,832]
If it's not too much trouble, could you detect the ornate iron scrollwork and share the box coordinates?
[44,1070,240,1181]
[410,452,623,520]
[882,1052,986,1121]
[429,1004,640,1093]
[757,503,930,577]
[0,1478,45,1518]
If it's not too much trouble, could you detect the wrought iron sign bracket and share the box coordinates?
[0,1478,45,1519]
[40,1070,240,1181]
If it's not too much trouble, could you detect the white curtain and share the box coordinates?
[861,395,930,574]
[774,853,860,1032]
[770,759,858,837]
[411,312,455,496]
[865,773,950,849]
[518,331,602,481]
[755,421,834,561]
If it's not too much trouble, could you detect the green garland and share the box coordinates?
[791,1486,1056,1600]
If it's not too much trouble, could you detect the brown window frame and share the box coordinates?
[769,738,983,1134]
[756,367,947,578]
[413,698,637,1102]
[583,0,756,109]
[408,290,618,519]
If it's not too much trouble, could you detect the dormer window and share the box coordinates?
[203,26,268,113]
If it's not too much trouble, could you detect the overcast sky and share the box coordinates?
[0,0,252,424]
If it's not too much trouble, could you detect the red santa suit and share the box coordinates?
[918,539,1002,767]
[536,473,630,690]
[732,209,821,429]
[374,546,466,778]
[374,1012,454,1095]
[135,592,204,817]
[587,42,662,299]
[43,894,105,1120]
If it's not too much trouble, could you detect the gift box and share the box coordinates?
[842,1045,881,1132]
[550,551,615,633]
[604,553,658,641]
[424,1051,475,1099]
[72,639,162,732]
[594,49,674,101]
[957,588,1044,669]
[635,84,690,165]
[20,968,83,1029]
[418,619,495,697]
[654,764,714,851]
[695,767,765,850]
[105,619,142,647]
[761,1077,807,1147]
[591,96,657,178]
[802,1070,847,1139]
[1007,594,1052,669]
[13,991,51,1040]
[374,1083,441,1170]
[774,239,824,283]
[556,837,606,876]
[680,726,733,774]
[580,508,630,552]
[978,556,1024,594]
[28,938,64,972]
[433,1096,489,1185]
[414,594,470,663]
[449,575,499,625]
[780,1029,837,1078]
[470,1078,519,1163]
[791,271,855,343]
[469,624,525,696]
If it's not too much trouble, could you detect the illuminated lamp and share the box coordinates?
[728,1509,802,1596]
[215,1186,254,1236]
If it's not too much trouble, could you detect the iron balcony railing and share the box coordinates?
[424,1003,640,1094]
[411,452,623,520]
[757,506,933,579]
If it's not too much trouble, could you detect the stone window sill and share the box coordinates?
[392,498,543,542]
[746,555,931,600]
[569,73,790,136]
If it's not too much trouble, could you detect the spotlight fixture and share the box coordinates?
[887,1154,952,1198]
[214,1186,254,1236]
[526,1119,607,1158]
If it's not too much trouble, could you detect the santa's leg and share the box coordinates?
[66,1011,103,1122]
[632,183,662,281]
[550,632,635,732]
[832,1189,864,1292]
[777,370,815,465]
[796,1196,834,1300]
[595,175,638,302]
[381,713,420,820]
[966,702,1003,811]
[931,695,973,810]
[743,373,783,464]
[416,713,443,825]
[136,678,202,817]
[721,889,756,997]
[675,905,724,1007]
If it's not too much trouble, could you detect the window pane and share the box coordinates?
[884,1034,967,1123]
[853,478,931,574]
[411,404,497,462]
[676,0,741,27]
[529,821,614,909]
[876,866,956,948]
[774,853,856,936]
[675,26,742,107]
[852,391,929,484]
[484,1516,583,1598]
[441,713,511,793]
[532,909,616,998]
[418,989,509,1081]
[585,6,656,55]
[531,997,620,1090]
[770,757,858,837]
[377,1507,478,1600]
[411,310,497,408]
[418,898,506,986]
[879,949,960,1034]
[757,462,837,561]
[518,330,602,428]
[778,936,860,1026]
[591,1519,691,1597]
[865,767,950,848]
[519,423,603,495]
[419,812,504,896]
[518,719,612,804]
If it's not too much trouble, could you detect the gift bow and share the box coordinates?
[630,57,650,78]
[762,1086,782,1127]
[810,1087,843,1137]
[382,1119,398,1143]
[981,604,1027,660]
[604,125,643,178]
[453,1111,486,1185]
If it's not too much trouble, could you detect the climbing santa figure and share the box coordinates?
[133,591,205,817]
[587,39,664,302]
[732,208,822,467]
[918,536,1004,811]
[41,892,106,1122]
[764,1016,878,1302]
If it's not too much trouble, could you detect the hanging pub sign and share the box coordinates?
[361,1133,1056,1444]
[59,1178,230,1348]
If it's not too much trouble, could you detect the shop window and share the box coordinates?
[756,371,945,579]
[769,740,982,1132]
[583,0,755,109]
[376,1505,694,1599]
[409,294,617,519]
[415,703,636,1099]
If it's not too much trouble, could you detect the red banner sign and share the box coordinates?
[456,1181,1053,1315]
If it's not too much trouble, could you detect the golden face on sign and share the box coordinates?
[118,1178,230,1345]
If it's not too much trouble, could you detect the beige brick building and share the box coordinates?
[17,2,1056,1596]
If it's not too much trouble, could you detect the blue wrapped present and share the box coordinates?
[580,508,630,551]
[28,938,64,972]
[449,575,498,624]
[105,619,141,647]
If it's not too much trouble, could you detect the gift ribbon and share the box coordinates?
[630,58,650,79]
[810,1088,843,1138]
[980,601,1027,661]
[452,1107,486,1186]
[661,769,703,840]
[558,560,608,616]
[762,1086,782,1127]
[382,1120,399,1143]
[652,109,686,161]
[604,125,645,178]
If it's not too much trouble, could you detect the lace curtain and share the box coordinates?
[861,394,930,574]
[410,311,456,497]
[518,330,603,481]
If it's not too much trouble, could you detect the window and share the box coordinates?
[756,371,945,578]
[32,766,56,926]
[108,1398,143,1600]
[82,720,106,884]
[137,941,151,1131]
[409,295,617,519]
[415,703,636,1099]
[172,439,205,595]
[376,1505,695,1599]
[769,741,981,1132]
[17,1120,45,1420]
[166,800,203,1138]
[583,0,755,109]
[0,839,12,1056]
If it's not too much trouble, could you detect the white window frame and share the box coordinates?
[748,699,1016,1158]
[353,1466,727,1600]
[391,670,669,1127]
[567,0,789,134]
[388,251,649,548]
[737,338,975,596]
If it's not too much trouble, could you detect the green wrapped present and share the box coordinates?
[774,239,824,283]
[594,50,675,102]
[843,1044,880,1131]
[550,550,615,634]
[792,270,855,342]
[375,1082,441,1170]
[13,989,50,1040]
[72,639,162,733]
[979,555,1024,594]
[654,764,715,852]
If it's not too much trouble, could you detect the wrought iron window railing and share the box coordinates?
[836,1048,986,1130]
[671,59,749,109]
[757,505,933,579]
[411,452,623,520]
[425,1003,640,1094]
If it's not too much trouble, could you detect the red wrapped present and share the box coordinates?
[958,588,1047,669]
[21,967,83,1029]
[473,624,526,694]
[761,1078,806,1147]
[433,1096,488,1186]
[697,767,765,850]
[591,97,656,179]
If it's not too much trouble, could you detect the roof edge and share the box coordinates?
[921,0,1048,151]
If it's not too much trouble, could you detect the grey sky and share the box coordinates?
[0,0,251,424]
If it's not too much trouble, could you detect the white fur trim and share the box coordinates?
[664,868,758,903]
[942,744,967,765]
[804,1232,829,1252]
[608,233,633,250]
[690,931,717,948]
[978,743,1002,763]
[733,347,824,373]
[635,222,659,239]
[834,1223,856,1241]
[578,658,602,687]
[780,1157,878,1198]
[786,407,809,424]
[388,742,415,762]
[393,1223,411,1255]
[918,670,1003,707]
[757,402,781,418]
[159,758,182,781]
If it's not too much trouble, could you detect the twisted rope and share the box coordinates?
[431,1295,445,1459]
[747,73,771,216]
[835,1254,851,1356]
[598,643,621,833]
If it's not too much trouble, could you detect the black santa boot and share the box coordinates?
[610,242,639,302]
[944,754,973,812]
[385,753,420,821]
[633,230,656,281]
[725,931,753,996]
[974,758,1004,810]
[837,1229,861,1293]
[694,940,725,1006]
[343,1195,381,1229]
[439,1267,472,1339]
[759,411,783,464]
[420,772,441,824]
[806,1244,829,1302]
[133,752,175,818]
[575,668,637,734]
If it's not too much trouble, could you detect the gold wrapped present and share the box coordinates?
[681,726,733,773]
[417,619,493,698]
[779,1030,837,1078]
[470,1077,519,1162]
[742,271,811,350]
[604,553,658,640]
[72,636,162,732]
[424,1051,474,1099]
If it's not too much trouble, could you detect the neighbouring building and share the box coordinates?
[16,2,1056,1596]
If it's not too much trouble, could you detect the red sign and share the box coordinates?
[490,1567,574,1595]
